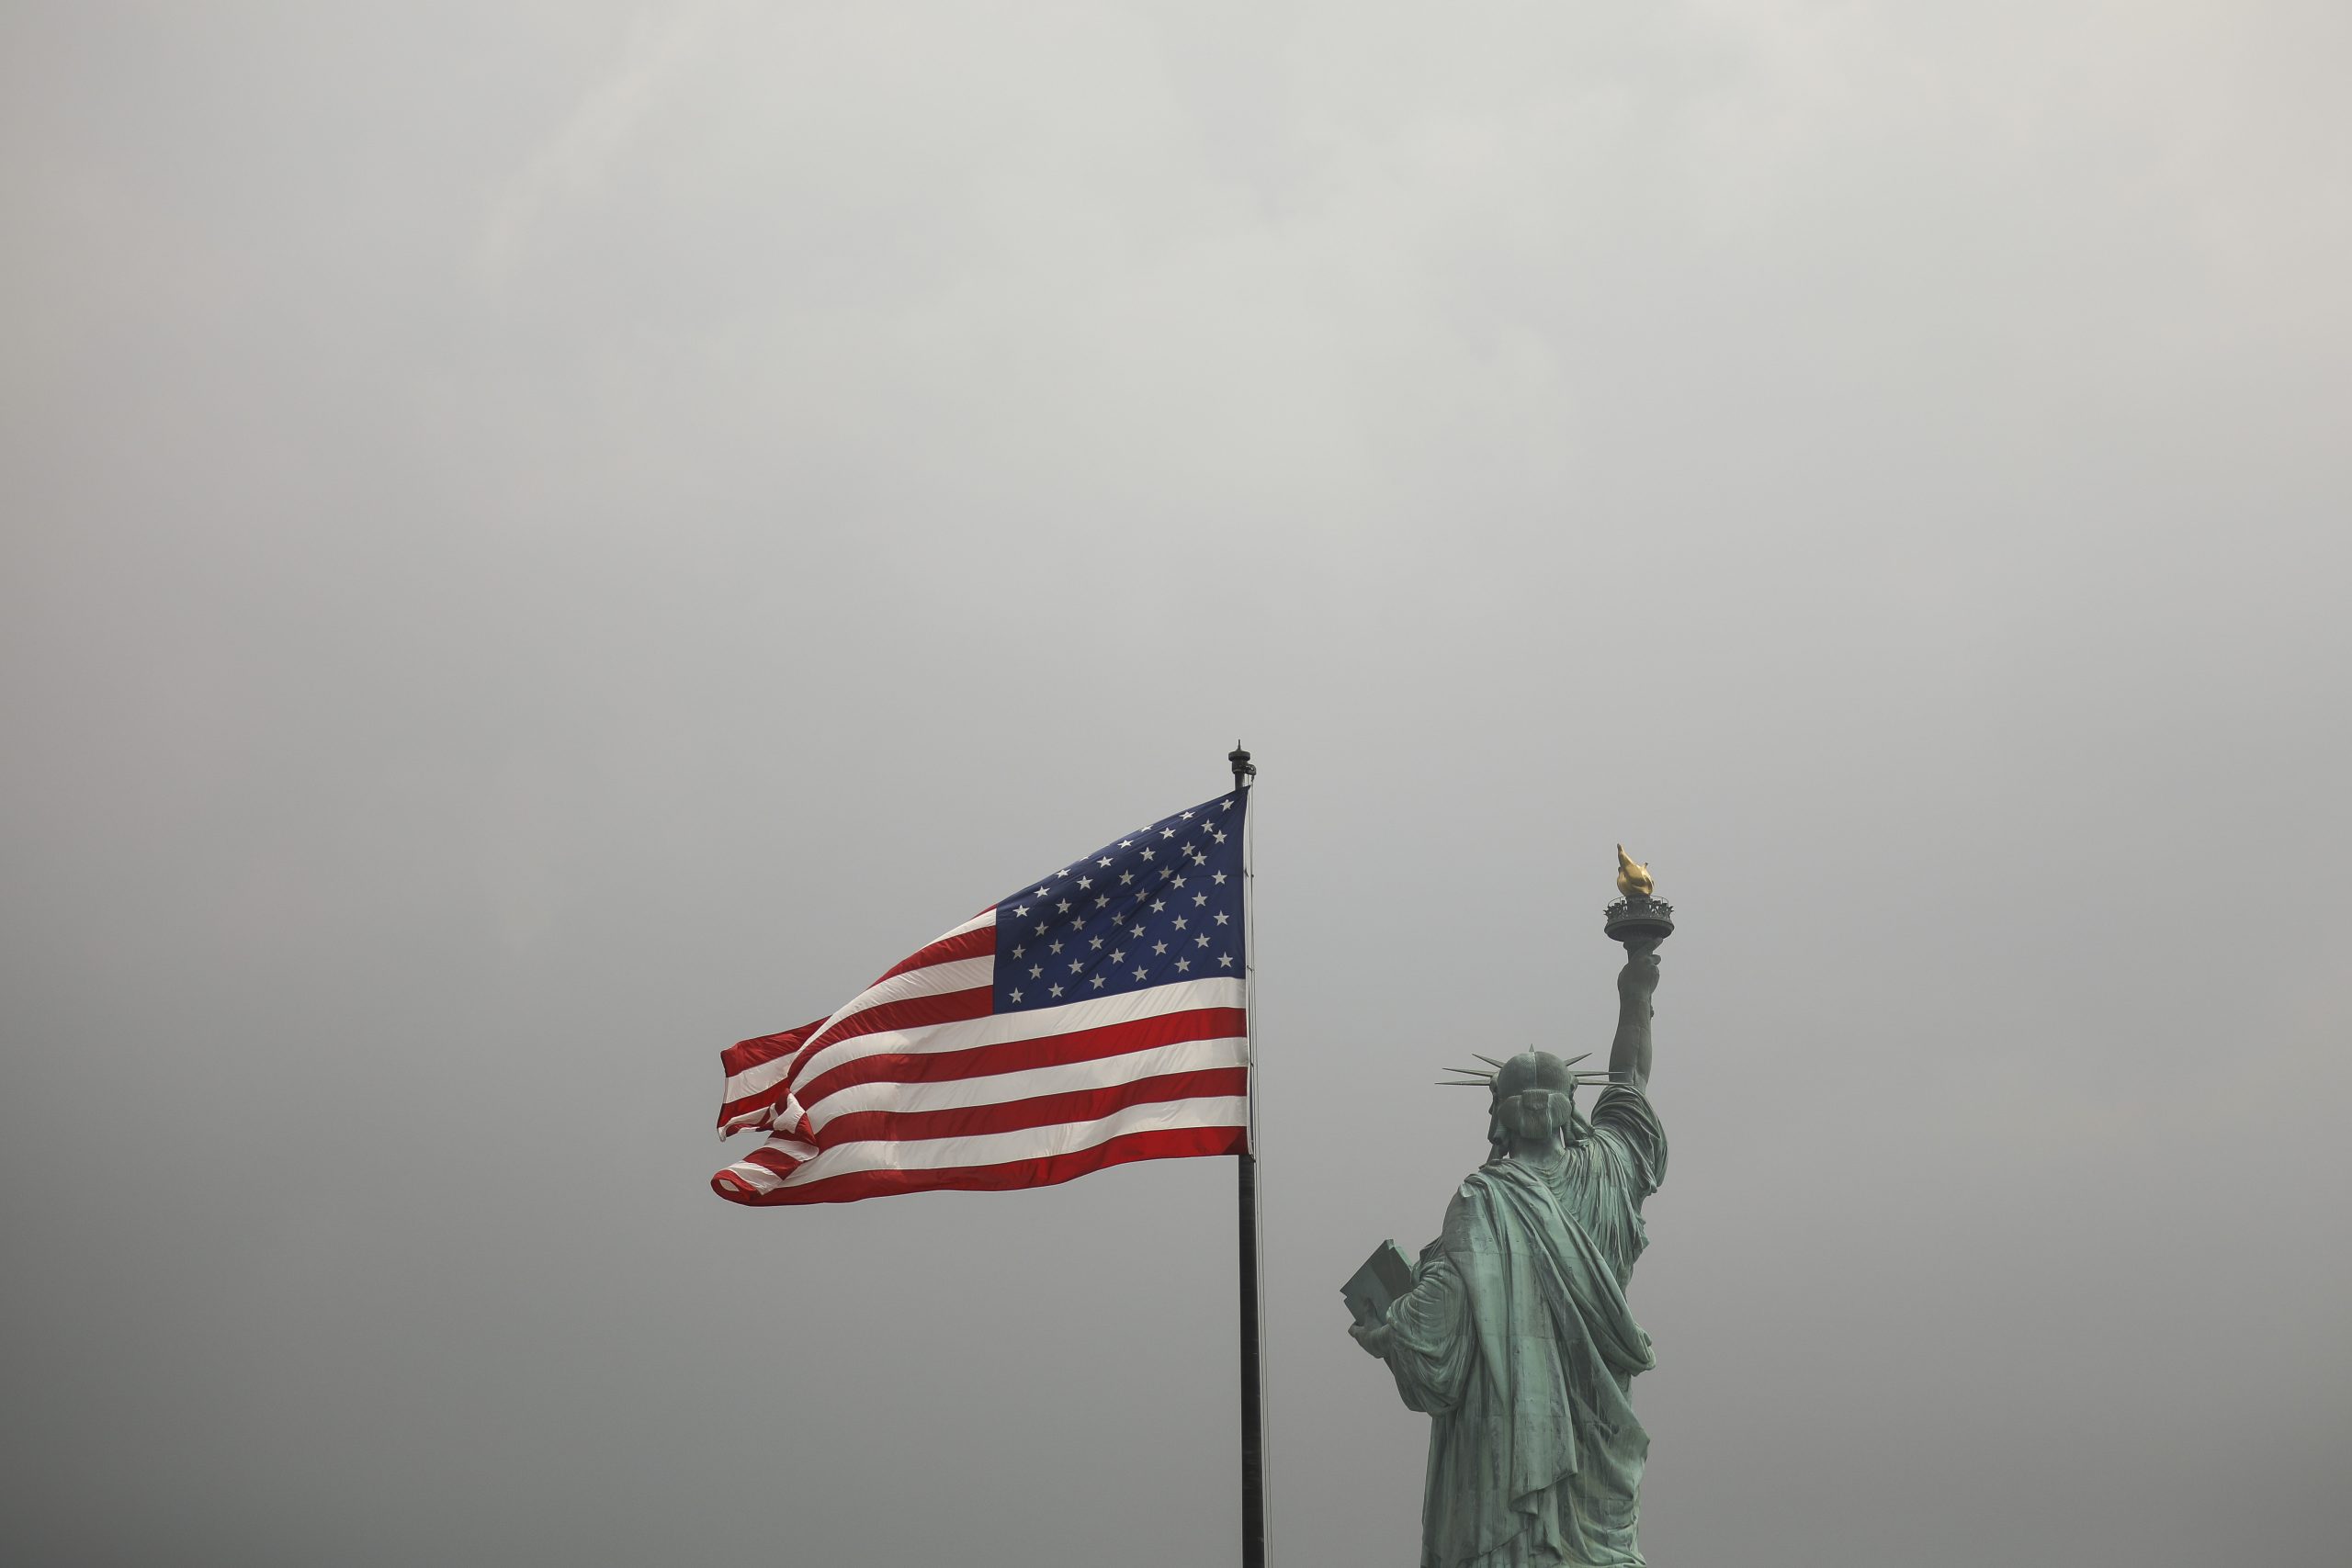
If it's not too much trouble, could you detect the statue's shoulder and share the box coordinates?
[1452,1161,1539,1208]
[1442,1165,1507,1217]
[1454,1162,1508,1196]
[1441,1162,1554,1253]
[1439,1170,1498,1250]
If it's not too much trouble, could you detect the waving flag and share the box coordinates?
[714,789,1250,1205]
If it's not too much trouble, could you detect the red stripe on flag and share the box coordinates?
[710,1125,1249,1207]
[814,1066,1248,1146]
[741,1145,807,1176]
[718,1078,791,1128]
[796,1006,1248,1110]
[718,1019,822,1084]
[871,924,996,986]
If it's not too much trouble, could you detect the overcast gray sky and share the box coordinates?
[5,3,2348,1564]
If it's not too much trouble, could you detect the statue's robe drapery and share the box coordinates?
[1380,1087,1667,1568]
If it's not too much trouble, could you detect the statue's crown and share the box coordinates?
[1496,1052,1574,1096]
[1438,1049,1626,1095]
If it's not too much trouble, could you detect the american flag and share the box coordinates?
[713,789,1250,1205]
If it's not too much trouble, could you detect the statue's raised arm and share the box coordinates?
[1610,942,1659,1091]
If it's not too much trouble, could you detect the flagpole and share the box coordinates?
[1228,741,1265,1568]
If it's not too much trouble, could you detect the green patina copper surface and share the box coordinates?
[1351,941,1668,1568]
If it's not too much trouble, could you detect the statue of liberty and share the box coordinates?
[1348,913,1668,1568]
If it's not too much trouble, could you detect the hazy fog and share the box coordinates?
[4,5,2346,1564]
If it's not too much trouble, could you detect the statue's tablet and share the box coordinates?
[1340,1240,1415,1325]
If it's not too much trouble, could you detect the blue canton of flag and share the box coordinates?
[993,793,1247,1011]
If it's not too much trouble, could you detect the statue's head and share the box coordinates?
[1492,1051,1578,1145]
[1444,1048,1609,1161]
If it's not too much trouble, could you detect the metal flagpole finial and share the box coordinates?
[1229,740,1256,792]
